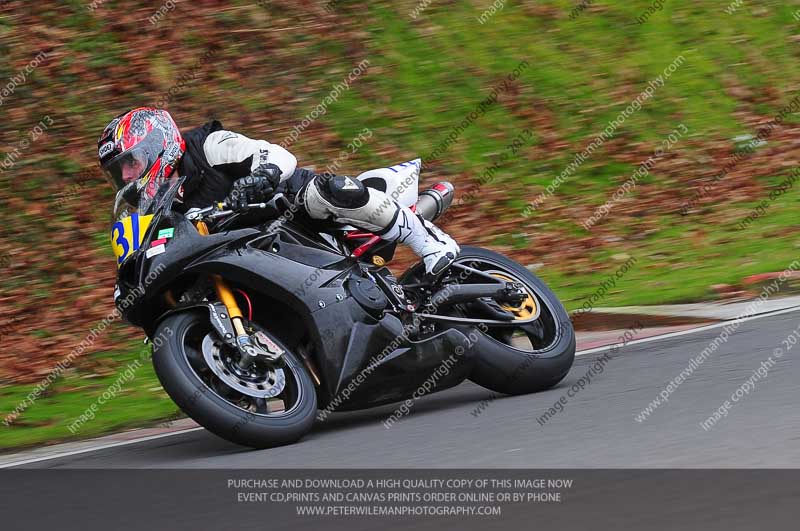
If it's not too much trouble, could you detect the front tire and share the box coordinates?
[152,310,317,449]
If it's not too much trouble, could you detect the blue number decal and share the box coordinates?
[112,221,129,264]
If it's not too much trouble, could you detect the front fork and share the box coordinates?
[195,220,259,370]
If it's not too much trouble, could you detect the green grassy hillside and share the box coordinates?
[1,0,799,448]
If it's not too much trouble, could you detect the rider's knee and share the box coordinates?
[315,174,369,209]
[303,174,398,232]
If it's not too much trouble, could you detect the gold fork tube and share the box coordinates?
[196,221,246,332]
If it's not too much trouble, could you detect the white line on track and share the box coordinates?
[3,305,799,469]
[575,305,800,357]
[0,428,205,469]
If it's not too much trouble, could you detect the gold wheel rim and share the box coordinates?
[490,272,538,321]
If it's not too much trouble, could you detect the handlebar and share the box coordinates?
[185,202,269,222]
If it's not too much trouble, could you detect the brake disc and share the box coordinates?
[201,334,286,398]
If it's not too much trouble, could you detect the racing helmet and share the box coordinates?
[98,107,185,200]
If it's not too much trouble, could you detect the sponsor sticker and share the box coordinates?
[157,228,175,239]
[150,238,167,247]
[98,141,115,158]
[145,244,165,259]
[163,143,181,161]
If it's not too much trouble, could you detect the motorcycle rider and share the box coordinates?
[98,107,459,276]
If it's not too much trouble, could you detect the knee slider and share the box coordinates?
[317,174,369,209]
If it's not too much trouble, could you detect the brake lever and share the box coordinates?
[210,202,270,219]
[186,206,216,221]
[207,209,235,219]
[188,202,268,223]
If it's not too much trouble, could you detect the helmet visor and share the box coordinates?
[101,129,164,193]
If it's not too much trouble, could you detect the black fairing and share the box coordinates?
[116,199,474,410]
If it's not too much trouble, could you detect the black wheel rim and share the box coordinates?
[180,318,305,418]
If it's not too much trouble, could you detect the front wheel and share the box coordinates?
[152,310,317,448]
[438,246,575,395]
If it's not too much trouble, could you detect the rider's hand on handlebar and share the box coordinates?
[251,162,282,187]
[225,165,281,211]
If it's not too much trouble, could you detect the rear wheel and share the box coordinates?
[409,246,575,395]
[152,310,317,448]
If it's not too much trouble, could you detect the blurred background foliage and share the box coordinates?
[0,0,799,446]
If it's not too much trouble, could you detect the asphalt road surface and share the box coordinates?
[17,308,800,469]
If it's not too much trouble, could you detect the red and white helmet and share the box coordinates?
[98,107,185,200]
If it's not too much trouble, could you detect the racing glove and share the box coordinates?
[226,163,281,210]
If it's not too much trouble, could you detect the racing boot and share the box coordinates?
[379,206,460,277]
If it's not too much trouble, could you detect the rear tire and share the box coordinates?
[446,246,575,395]
[152,310,317,449]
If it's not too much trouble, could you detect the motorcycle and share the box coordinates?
[110,158,575,448]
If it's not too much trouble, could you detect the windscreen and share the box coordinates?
[109,177,182,267]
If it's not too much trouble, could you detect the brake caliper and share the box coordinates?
[252,331,285,363]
